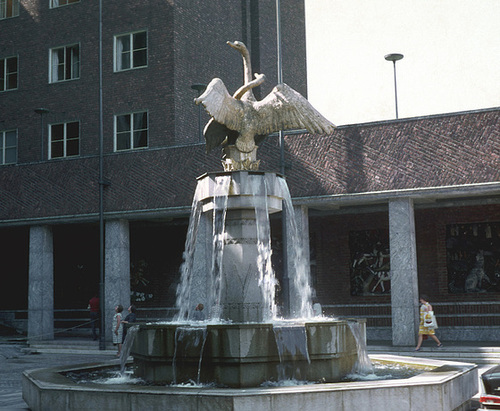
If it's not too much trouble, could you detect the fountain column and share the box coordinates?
[220,209,262,321]
[28,225,54,341]
[197,171,284,322]
[389,198,420,346]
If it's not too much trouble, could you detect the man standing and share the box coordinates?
[88,293,100,340]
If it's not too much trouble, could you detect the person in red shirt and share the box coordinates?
[88,293,100,340]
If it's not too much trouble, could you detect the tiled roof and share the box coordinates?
[279,108,500,198]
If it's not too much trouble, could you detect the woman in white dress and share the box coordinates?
[112,304,123,356]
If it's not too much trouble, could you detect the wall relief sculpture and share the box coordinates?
[447,222,500,293]
[349,229,390,296]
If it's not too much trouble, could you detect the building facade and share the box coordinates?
[1,1,500,345]
[0,0,307,341]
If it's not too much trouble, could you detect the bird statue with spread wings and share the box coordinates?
[195,41,335,170]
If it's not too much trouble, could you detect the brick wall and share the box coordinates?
[0,0,308,161]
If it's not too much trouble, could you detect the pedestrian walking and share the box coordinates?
[415,295,442,351]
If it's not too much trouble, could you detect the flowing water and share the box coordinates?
[66,358,423,386]
[175,182,204,321]
[175,173,313,322]
[206,175,230,319]
[272,324,311,381]
[120,325,139,373]
[172,326,208,385]
[63,173,423,390]
[279,179,313,319]
[347,321,374,374]
[251,174,278,321]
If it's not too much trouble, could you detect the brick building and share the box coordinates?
[1,0,500,345]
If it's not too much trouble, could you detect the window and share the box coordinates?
[0,0,19,19]
[49,44,79,83]
[49,121,79,159]
[50,0,79,8]
[0,56,17,91]
[114,31,147,71]
[115,111,148,151]
[1,129,17,165]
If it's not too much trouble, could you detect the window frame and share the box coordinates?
[114,111,149,152]
[49,43,80,84]
[0,55,18,92]
[0,0,19,20]
[113,30,148,72]
[0,129,17,165]
[48,121,80,159]
[49,0,80,9]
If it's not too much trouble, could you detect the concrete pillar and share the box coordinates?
[104,219,130,343]
[28,225,54,341]
[389,198,420,346]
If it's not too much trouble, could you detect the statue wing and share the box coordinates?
[203,118,239,153]
[253,83,336,135]
[195,78,246,133]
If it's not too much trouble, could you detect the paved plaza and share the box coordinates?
[0,332,494,410]
[0,336,115,410]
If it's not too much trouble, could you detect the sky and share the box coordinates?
[304,0,500,126]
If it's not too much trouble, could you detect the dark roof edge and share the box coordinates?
[334,106,500,130]
[0,206,193,228]
[294,181,500,208]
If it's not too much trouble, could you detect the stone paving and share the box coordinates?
[0,337,115,410]
[0,334,494,410]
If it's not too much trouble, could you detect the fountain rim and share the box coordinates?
[23,355,477,393]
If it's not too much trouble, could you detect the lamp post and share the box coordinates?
[275,0,290,317]
[384,53,404,119]
[34,108,49,161]
[98,0,106,350]
[191,83,207,143]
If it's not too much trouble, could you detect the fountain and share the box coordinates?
[129,40,356,387]
[131,170,360,387]
[22,41,478,410]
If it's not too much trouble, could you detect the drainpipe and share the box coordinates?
[98,0,106,350]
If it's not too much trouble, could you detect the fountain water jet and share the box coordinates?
[132,170,361,387]
[130,40,355,386]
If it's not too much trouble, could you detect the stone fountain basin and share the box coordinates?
[22,355,477,411]
[131,320,359,388]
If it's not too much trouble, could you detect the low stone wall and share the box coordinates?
[22,355,477,411]
[132,320,359,387]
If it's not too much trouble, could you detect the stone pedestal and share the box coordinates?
[28,226,54,341]
[196,171,285,323]
[389,198,420,346]
[222,145,260,171]
[132,320,361,388]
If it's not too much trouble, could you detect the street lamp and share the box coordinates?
[191,83,207,143]
[34,108,49,160]
[275,0,291,317]
[384,53,404,119]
